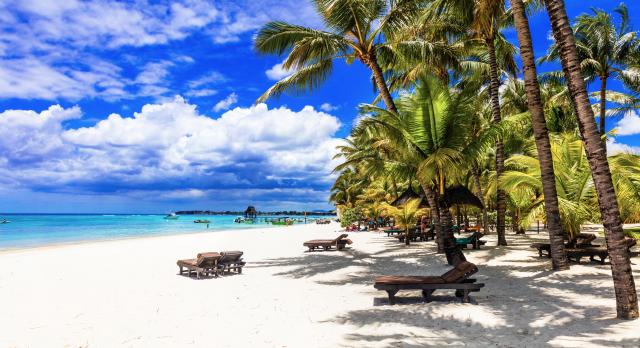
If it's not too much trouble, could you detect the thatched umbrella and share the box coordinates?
[443,186,484,209]
[391,186,483,209]
[391,188,429,208]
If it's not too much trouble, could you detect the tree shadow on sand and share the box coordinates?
[253,232,640,347]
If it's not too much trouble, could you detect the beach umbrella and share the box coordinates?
[391,188,430,208]
[442,186,484,209]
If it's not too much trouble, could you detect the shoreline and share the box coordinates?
[0,223,314,254]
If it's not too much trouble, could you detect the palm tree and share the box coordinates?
[329,168,363,208]
[254,0,432,113]
[356,75,500,264]
[383,199,429,246]
[502,134,595,239]
[540,3,640,136]
[542,0,638,320]
[508,0,569,270]
[430,0,517,246]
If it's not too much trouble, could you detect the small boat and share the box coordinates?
[234,216,245,223]
[194,219,211,224]
[164,213,179,220]
[1,219,10,224]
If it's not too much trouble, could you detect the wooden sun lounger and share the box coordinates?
[216,251,246,274]
[565,247,609,264]
[566,238,638,264]
[374,261,485,304]
[530,233,597,257]
[177,252,221,279]
[303,233,352,251]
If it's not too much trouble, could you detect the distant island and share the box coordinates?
[174,210,336,216]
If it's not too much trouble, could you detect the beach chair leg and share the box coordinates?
[461,290,470,303]
[178,266,183,275]
[538,249,543,257]
[386,290,398,305]
[422,289,434,302]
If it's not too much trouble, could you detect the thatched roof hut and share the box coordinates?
[244,206,257,218]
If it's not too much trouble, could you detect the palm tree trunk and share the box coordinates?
[472,165,490,234]
[438,195,466,265]
[544,0,638,319]
[405,226,410,246]
[599,76,607,135]
[485,37,507,246]
[510,0,569,271]
[364,54,399,114]
[422,185,443,253]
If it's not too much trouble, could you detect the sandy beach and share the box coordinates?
[1,223,639,347]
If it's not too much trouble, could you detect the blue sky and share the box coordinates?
[0,0,639,213]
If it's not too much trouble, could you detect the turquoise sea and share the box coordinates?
[0,214,331,250]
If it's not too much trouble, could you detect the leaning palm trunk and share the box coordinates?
[360,53,398,114]
[423,185,444,253]
[486,37,507,246]
[438,196,466,265]
[472,165,490,234]
[599,76,608,156]
[544,0,638,319]
[510,0,569,271]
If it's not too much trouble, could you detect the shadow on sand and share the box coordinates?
[252,231,639,347]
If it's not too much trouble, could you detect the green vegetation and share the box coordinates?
[255,0,640,319]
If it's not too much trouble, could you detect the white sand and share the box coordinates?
[1,223,639,347]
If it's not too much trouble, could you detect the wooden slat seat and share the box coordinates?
[177,252,221,279]
[303,234,352,251]
[374,261,485,304]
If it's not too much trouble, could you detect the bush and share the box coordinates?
[340,207,362,227]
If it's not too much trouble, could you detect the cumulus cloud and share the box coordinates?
[320,103,338,112]
[607,138,640,155]
[265,62,294,80]
[0,98,342,199]
[213,93,239,112]
[615,111,640,136]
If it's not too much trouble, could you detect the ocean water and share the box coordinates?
[0,214,330,250]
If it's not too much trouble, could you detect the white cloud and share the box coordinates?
[187,71,227,88]
[185,89,218,98]
[615,111,640,136]
[213,93,239,112]
[607,138,640,155]
[0,98,342,194]
[265,61,294,80]
[0,57,127,100]
[134,61,173,85]
[0,1,323,102]
[320,103,338,112]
